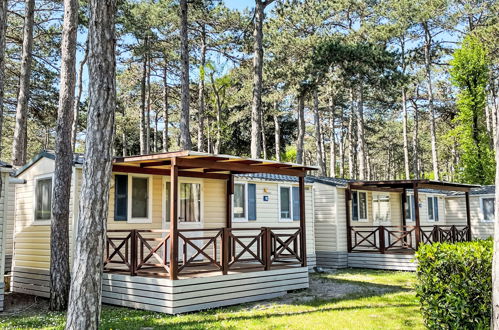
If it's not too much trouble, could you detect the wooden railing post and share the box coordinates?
[379,226,385,254]
[130,229,137,276]
[222,228,229,275]
[263,227,271,270]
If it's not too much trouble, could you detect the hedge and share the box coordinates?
[415,239,492,329]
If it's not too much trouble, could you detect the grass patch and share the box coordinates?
[0,269,423,329]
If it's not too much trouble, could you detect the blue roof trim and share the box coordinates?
[234,173,352,187]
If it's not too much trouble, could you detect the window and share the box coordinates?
[352,191,367,222]
[280,186,291,220]
[113,174,151,222]
[179,183,201,222]
[234,183,246,219]
[35,177,52,221]
[373,193,390,223]
[481,197,495,222]
[232,183,257,221]
[405,195,416,221]
[427,196,439,221]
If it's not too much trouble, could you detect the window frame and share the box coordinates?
[372,192,390,224]
[405,194,416,222]
[232,182,248,222]
[32,173,54,226]
[351,190,368,222]
[162,177,204,225]
[480,195,495,223]
[278,184,294,222]
[127,174,153,224]
[427,195,440,222]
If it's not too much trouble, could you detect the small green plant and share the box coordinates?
[415,240,492,329]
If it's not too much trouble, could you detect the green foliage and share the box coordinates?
[449,35,494,184]
[415,240,492,329]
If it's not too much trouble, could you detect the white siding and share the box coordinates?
[445,195,493,239]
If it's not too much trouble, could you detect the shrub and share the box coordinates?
[415,239,492,329]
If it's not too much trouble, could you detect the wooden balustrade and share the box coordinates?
[350,225,470,254]
[104,226,304,277]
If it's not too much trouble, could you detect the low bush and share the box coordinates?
[415,239,492,329]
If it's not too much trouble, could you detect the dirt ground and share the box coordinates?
[1,292,48,317]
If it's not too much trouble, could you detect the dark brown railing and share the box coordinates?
[349,225,470,253]
[104,227,304,277]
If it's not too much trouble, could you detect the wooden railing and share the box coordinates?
[104,227,304,277]
[349,225,470,253]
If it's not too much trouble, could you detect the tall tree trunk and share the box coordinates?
[339,105,344,177]
[139,49,147,154]
[423,22,439,180]
[197,25,206,152]
[50,0,78,311]
[313,90,326,176]
[65,0,116,327]
[179,0,192,149]
[412,100,420,179]
[122,130,127,156]
[261,113,267,159]
[400,39,410,180]
[274,105,281,161]
[296,94,305,164]
[348,88,356,179]
[356,85,366,180]
[329,95,336,177]
[492,102,499,329]
[145,56,151,153]
[0,0,6,158]
[153,111,158,152]
[72,38,89,152]
[162,64,168,152]
[12,0,35,166]
[250,0,265,158]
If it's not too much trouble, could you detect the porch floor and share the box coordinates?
[349,248,415,255]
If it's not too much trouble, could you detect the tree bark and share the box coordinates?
[0,0,6,158]
[50,0,79,311]
[356,84,366,180]
[162,63,169,152]
[313,90,326,176]
[179,0,192,149]
[261,113,267,159]
[145,55,151,153]
[348,88,356,179]
[296,94,305,164]
[273,104,281,161]
[12,0,35,166]
[329,95,336,177]
[492,101,499,329]
[65,0,116,327]
[139,49,147,154]
[339,105,344,177]
[400,39,410,180]
[423,22,439,180]
[412,98,420,179]
[197,25,206,152]
[250,0,264,158]
[72,37,89,152]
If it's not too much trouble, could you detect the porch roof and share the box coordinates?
[113,150,318,179]
[348,179,480,192]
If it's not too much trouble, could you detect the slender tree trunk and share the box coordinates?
[179,0,192,149]
[250,0,265,158]
[153,111,158,152]
[492,101,499,329]
[12,0,35,166]
[72,38,89,152]
[0,0,6,158]
[162,64,168,152]
[296,94,305,164]
[197,25,206,152]
[145,56,151,153]
[348,88,356,179]
[139,49,147,154]
[122,130,127,156]
[402,87,410,179]
[339,105,344,177]
[274,106,281,161]
[356,84,366,180]
[329,95,336,177]
[412,100,420,179]
[313,90,326,176]
[50,0,78,311]
[423,22,439,180]
[65,0,116,327]
[261,113,267,159]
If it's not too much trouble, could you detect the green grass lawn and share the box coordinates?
[0,269,424,329]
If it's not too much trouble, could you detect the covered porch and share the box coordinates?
[346,180,478,255]
[101,151,316,313]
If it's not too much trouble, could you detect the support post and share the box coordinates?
[222,227,229,275]
[465,191,472,241]
[225,174,234,266]
[345,186,352,253]
[379,226,385,254]
[130,229,137,276]
[298,176,307,267]
[169,159,178,280]
[401,188,407,228]
[264,227,271,270]
[413,183,421,248]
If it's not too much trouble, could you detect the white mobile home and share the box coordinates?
[11,151,316,314]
